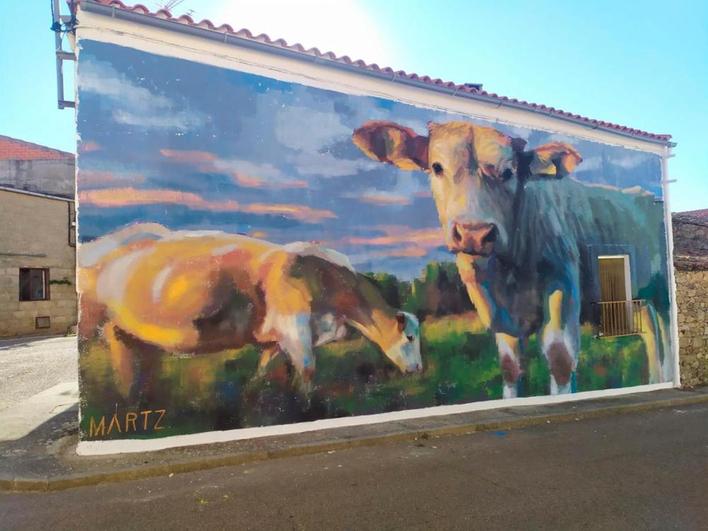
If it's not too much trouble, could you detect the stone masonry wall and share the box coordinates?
[0,189,77,337]
[676,268,708,387]
[673,213,708,388]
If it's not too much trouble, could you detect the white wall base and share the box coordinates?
[76,382,675,456]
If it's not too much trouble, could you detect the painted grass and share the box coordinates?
[78,313,648,439]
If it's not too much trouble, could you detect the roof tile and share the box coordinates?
[0,135,74,161]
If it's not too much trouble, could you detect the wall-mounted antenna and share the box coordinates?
[51,0,76,110]
[152,1,195,17]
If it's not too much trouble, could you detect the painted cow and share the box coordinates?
[353,120,670,397]
[79,223,422,396]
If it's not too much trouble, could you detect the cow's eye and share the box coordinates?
[501,168,514,181]
[431,162,444,176]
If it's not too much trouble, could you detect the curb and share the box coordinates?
[3,391,708,492]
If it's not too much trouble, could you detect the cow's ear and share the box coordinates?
[353,121,428,171]
[529,142,582,178]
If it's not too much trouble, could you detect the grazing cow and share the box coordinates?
[79,224,422,396]
[353,120,670,397]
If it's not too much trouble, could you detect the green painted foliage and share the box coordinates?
[79,314,648,440]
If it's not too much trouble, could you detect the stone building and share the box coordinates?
[673,208,708,387]
[0,136,76,337]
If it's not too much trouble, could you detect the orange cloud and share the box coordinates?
[80,141,101,153]
[160,148,308,190]
[342,226,444,248]
[243,202,335,221]
[79,187,336,223]
[233,173,265,188]
[379,246,429,258]
[159,149,217,164]
[359,192,411,206]
[232,172,308,189]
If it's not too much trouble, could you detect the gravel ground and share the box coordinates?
[0,335,78,411]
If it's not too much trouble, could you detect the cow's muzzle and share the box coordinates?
[449,222,498,256]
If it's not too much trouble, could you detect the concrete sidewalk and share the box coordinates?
[0,335,78,442]
[1,386,707,492]
[0,335,77,413]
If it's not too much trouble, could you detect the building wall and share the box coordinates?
[0,189,77,337]
[673,216,708,387]
[0,159,75,198]
[73,10,677,450]
[676,268,708,387]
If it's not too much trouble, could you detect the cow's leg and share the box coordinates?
[639,303,664,384]
[256,344,281,376]
[456,254,495,329]
[104,321,136,398]
[496,333,523,399]
[279,313,316,393]
[541,288,580,395]
[259,310,315,394]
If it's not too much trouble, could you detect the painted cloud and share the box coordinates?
[76,40,663,279]
[79,58,206,131]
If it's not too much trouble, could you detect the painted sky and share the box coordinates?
[76,40,664,280]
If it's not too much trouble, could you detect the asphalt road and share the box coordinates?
[0,336,77,411]
[2,402,707,530]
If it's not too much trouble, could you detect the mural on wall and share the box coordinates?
[76,40,673,441]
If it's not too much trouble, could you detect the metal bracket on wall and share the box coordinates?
[52,0,77,110]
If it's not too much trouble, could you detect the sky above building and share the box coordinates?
[0,0,705,212]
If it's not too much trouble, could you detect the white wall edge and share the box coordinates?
[661,147,682,387]
[76,382,674,456]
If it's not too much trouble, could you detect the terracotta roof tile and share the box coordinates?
[75,0,672,144]
[0,135,74,161]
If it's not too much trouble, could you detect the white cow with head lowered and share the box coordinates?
[354,120,671,397]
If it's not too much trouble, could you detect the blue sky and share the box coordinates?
[0,0,705,212]
[76,39,663,279]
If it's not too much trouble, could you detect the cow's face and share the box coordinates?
[385,311,422,373]
[353,120,581,258]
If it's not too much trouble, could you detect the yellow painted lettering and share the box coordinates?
[125,412,138,433]
[107,413,122,434]
[141,410,153,430]
[89,416,106,438]
[154,409,166,431]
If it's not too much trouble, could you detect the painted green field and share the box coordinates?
[79,312,648,440]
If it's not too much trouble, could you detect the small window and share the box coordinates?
[596,256,643,337]
[19,268,50,301]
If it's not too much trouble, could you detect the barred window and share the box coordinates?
[596,256,643,337]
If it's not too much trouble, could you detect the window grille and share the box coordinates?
[595,255,643,337]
